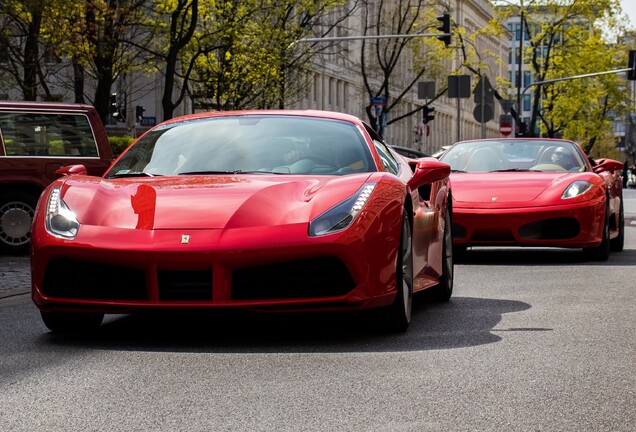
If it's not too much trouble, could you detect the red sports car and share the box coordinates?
[31,110,453,333]
[438,138,624,260]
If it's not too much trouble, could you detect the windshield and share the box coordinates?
[105,115,375,178]
[439,139,588,173]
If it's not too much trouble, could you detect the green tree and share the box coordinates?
[191,0,352,111]
[358,0,453,136]
[0,0,49,100]
[41,0,148,122]
[496,0,627,152]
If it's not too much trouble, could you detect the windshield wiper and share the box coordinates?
[179,170,287,175]
[238,170,287,175]
[490,169,531,172]
[179,170,239,175]
[451,169,466,173]
[109,171,159,178]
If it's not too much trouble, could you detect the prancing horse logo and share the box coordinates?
[181,234,190,244]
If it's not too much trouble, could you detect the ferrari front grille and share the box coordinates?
[232,257,355,300]
[157,270,212,301]
[518,217,580,240]
[471,228,515,242]
[42,258,147,300]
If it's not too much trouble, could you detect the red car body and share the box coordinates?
[439,138,624,260]
[31,110,453,333]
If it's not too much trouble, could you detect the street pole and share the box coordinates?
[515,6,524,137]
[519,68,633,102]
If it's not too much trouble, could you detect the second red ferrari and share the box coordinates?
[438,138,624,261]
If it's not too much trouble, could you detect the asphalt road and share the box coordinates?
[1,190,635,431]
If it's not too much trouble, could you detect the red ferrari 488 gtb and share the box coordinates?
[438,138,624,261]
[31,110,453,333]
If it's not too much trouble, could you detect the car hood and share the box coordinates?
[450,172,591,207]
[58,174,373,230]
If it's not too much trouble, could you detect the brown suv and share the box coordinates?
[0,101,114,254]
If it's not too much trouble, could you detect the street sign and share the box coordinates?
[499,99,515,114]
[370,96,387,107]
[499,114,513,136]
[417,82,436,99]
[448,75,471,98]
[473,103,494,123]
[473,76,494,103]
[629,50,636,81]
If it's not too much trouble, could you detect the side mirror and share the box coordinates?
[592,158,623,174]
[407,158,451,189]
[56,164,88,177]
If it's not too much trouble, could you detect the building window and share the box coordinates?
[523,94,531,112]
[524,71,532,87]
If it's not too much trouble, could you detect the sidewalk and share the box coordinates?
[0,255,30,299]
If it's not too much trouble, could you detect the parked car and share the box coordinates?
[390,145,429,159]
[432,145,451,159]
[0,101,114,254]
[438,138,624,261]
[31,110,454,333]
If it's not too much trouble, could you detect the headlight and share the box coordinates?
[562,180,593,199]
[45,186,80,239]
[309,183,376,236]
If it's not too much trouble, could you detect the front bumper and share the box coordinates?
[31,223,397,314]
[452,197,605,248]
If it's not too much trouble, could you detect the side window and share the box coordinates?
[373,140,400,175]
[0,112,98,157]
[364,124,400,175]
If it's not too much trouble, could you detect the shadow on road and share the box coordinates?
[456,247,636,266]
[38,296,533,354]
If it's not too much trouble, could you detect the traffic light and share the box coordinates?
[628,50,636,81]
[135,105,145,121]
[422,106,435,124]
[436,13,451,47]
[109,93,118,117]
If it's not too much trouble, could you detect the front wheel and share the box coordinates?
[582,202,610,261]
[383,211,413,333]
[40,311,104,333]
[429,208,454,302]
[610,198,624,252]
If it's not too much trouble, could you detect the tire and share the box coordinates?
[582,201,610,261]
[383,211,413,333]
[429,208,454,302]
[0,191,39,255]
[40,311,104,333]
[610,198,624,252]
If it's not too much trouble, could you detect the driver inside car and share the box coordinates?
[551,146,579,170]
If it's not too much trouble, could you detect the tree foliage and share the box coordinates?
[495,0,628,154]
[359,0,452,136]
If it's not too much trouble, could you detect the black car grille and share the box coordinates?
[158,270,212,301]
[42,258,147,300]
[232,257,355,300]
[41,256,356,303]
[519,217,580,240]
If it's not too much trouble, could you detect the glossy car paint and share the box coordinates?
[441,138,623,249]
[31,110,451,315]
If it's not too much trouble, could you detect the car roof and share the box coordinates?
[0,100,97,112]
[157,109,365,126]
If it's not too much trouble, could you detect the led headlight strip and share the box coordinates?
[45,186,80,239]
[309,183,376,236]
